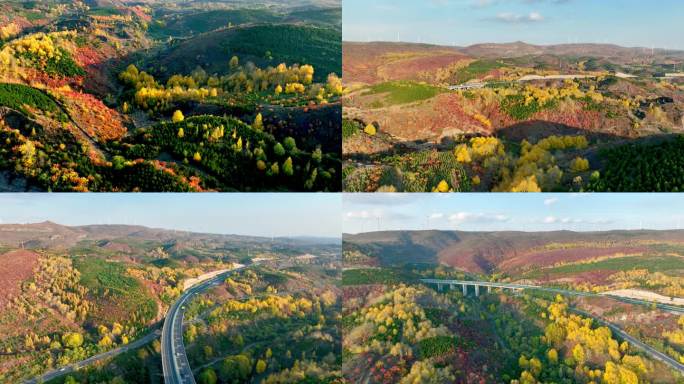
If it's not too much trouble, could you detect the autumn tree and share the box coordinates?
[570,157,590,173]
[283,157,294,176]
[256,359,267,374]
[253,113,263,131]
[547,348,558,364]
[572,344,586,366]
[172,110,185,123]
[62,333,84,349]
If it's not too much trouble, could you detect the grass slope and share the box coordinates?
[367,81,444,106]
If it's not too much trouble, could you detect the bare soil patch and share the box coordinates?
[0,250,39,310]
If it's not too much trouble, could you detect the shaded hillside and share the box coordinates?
[152,24,342,82]
[344,230,684,274]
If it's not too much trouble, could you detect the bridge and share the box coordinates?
[420,279,684,314]
[420,278,684,374]
[420,279,532,296]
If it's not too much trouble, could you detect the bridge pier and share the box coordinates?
[462,284,467,296]
[475,285,480,297]
[449,283,455,290]
[487,286,491,294]
[437,283,443,292]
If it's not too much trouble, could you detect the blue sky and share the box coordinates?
[0,194,342,238]
[343,0,684,49]
[343,194,684,234]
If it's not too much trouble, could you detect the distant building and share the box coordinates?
[294,254,318,264]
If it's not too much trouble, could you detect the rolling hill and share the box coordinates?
[342,40,684,193]
[0,0,342,192]
[152,24,341,82]
[344,229,684,275]
[0,220,341,382]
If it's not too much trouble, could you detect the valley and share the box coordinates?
[0,0,342,191]
[342,41,684,192]
[0,221,342,383]
[342,229,684,383]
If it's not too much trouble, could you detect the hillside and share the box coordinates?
[344,229,684,275]
[0,0,342,192]
[343,42,466,85]
[343,227,684,383]
[343,41,684,193]
[151,23,341,83]
[0,220,341,382]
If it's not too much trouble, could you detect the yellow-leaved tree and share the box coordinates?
[172,110,185,123]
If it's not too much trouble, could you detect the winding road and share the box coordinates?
[23,329,161,384]
[421,279,684,374]
[23,265,246,384]
[570,308,684,374]
[161,265,246,384]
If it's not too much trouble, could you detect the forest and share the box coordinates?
[0,0,342,192]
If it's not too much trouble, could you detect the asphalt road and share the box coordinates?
[23,329,161,384]
[161,266,246,384]
[24,266,246,384]
[419,279,684,315]
[570,308,684,374]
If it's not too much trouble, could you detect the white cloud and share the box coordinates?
[449,212,509,223]
[429,213,445,220]
[543,216,558,224]
[495,11,544,23]
[544,197,558,206]
[344,209,413,222]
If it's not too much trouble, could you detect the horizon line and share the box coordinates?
[0,220,342,240]
[342,40,684,52]
[343,228,684,235]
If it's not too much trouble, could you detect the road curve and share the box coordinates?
[23,329,161,384]
[570,308,684,374]
[162,266,246,384]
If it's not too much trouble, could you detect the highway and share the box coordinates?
[23,265,246,384]
[23,329,161,384]
[421,279,684,374]
[570,308,684,374]
[419,279,684,315]
[162,265,246,384]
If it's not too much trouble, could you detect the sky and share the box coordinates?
[0,194,342,238]
[343,193,684,234]
[343,0,684,50]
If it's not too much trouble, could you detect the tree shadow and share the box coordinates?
[343,119,669,161]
